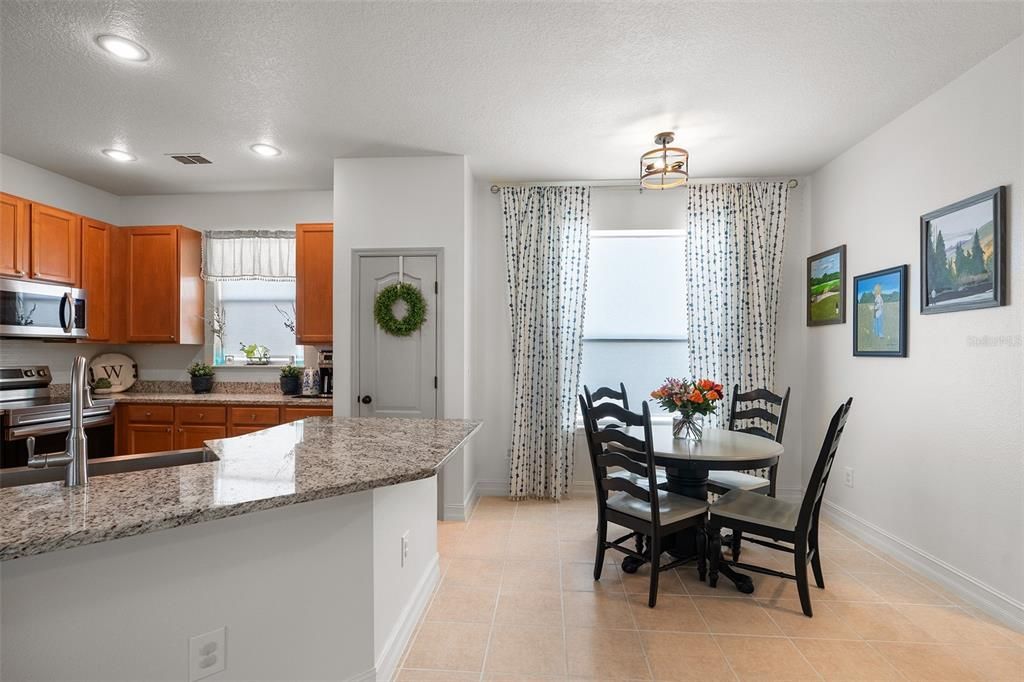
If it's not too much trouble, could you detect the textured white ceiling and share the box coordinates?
[1,1,1020,195]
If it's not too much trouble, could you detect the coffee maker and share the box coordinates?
[317,350,333,396]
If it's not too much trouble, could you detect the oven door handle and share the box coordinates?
[6,414,114,440]
[8,406,112,427]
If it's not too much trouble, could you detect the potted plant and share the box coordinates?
[280,365,302,395]
[239,342,271,365]
[187,362,215,394]
[91,377,113,394]
[650,377,724,441]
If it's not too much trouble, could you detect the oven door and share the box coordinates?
[2,414,114,468]
[0,279,87,339]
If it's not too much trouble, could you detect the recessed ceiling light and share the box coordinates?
[102,149,137,162]
[250,143,281,157]
[95,34,149,62]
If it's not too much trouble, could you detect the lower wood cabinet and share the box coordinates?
[175,425,228,450]
[123,423,175,455]
[117,402,330,454]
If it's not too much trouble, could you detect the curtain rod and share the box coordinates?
[489,178,799,194]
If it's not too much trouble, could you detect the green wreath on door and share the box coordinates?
[374,282,428,336]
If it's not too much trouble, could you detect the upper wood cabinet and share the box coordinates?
[125,225,204,344]
[295,222,333,344]
[79,218,113,342]
[29,203,80,285]
[0,193,29,278]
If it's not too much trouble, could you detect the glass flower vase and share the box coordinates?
[672,413,703,442]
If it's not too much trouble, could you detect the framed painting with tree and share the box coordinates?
[920,186,1006,314]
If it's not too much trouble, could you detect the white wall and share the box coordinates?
[0,159,332,384]
[470,182,811,498]
[1,493,376,681]
[372,477,440,680]
[333,156,471,515]
[808,37,1023,623]
[0,153,121,224]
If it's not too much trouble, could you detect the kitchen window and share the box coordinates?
[202,229,303,367]
[211,280,304,367]
[582,230,687,415]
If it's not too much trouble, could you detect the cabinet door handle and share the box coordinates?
[166,427,172,433]
[169,335,175,341]
[177,427,183,433]
[14,269,24,276]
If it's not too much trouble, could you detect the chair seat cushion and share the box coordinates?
[710,489,800,531]
[707,470,771,492]
[609,469,667,486]
[607,489,706,525]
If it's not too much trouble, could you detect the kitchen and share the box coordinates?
[0,71,475,680]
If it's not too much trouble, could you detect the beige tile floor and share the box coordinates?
[396,497,1023,681]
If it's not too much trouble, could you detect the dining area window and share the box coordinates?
[582,230,687,415]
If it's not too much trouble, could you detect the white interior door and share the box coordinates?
[356,254,438,418]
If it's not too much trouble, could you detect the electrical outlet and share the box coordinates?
[401,531,410,567]
[843,467,854,488]
[189,627,226,682]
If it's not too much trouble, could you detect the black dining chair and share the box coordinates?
[707,384,791,498]
[579,396,707,607]
[707,398,853,617]
[583,382,630,410]
[583,385,666,487]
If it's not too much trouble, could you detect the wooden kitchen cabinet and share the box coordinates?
[295,222,333,344]
[124,226,204,344]
[228,425,267,436]
[29,202,80,285]
[123,423,176,455]
[229,406,280,436]
[281,406,333,422]
[0,193,29,278]
[175,425,227,450]
[79,218,113,341]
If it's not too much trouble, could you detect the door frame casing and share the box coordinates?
[351,247,445,419]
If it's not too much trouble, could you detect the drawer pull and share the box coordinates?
[145,411,152,417]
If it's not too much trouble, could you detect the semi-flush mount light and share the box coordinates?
[102,149,137,162]
[95,34,150,62]
[250,143,281,157]
[639,132,689,190]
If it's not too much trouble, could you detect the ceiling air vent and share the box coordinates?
[167,153,212,165]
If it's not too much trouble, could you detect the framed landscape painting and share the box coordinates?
[920,186,1006,314]
[853,265,908,357]
[807,245,846,326]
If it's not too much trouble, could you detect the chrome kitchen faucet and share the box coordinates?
[26,355,92,487]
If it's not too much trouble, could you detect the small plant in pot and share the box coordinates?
[187,362,215,394]
[280,365,302,395]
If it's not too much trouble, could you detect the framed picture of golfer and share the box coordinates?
[853,265,908,357]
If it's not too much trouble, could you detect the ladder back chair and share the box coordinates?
[583,385,665,486]
[707,398,853,617]
[579,396,707,607]
[707,384,791,498]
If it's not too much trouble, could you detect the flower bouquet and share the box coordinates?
[650,377,724,441]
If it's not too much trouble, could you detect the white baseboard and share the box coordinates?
[443,480,483,521]
[346,668,377,682]
[823,500,1024,632]
[475,479,508,497]
[373,553,441,682]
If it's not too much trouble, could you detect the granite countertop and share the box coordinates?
[108,393,334,407]
[0,417,480,561]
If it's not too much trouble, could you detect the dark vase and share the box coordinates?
[191,375,214,394]
[280,375,301,395]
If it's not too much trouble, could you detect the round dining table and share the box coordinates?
[616,424,784,593]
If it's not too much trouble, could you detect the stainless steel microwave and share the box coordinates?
[0,279,87,339]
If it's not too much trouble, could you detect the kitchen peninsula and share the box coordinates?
[1,416,480,681]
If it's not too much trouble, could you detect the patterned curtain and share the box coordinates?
[685,182,790,431]
[502,187,590,500]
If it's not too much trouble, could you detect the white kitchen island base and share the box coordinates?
[1,476,440,682]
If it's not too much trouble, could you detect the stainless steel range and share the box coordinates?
[0,365,114,468]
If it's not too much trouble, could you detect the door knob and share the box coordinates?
[360,395,372,405]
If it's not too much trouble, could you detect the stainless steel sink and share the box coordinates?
[0,449,220,488]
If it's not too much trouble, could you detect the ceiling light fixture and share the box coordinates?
[102,149,136,162]
[95,34,150,62]
[639,132,688,190]
[250,143,281,157]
